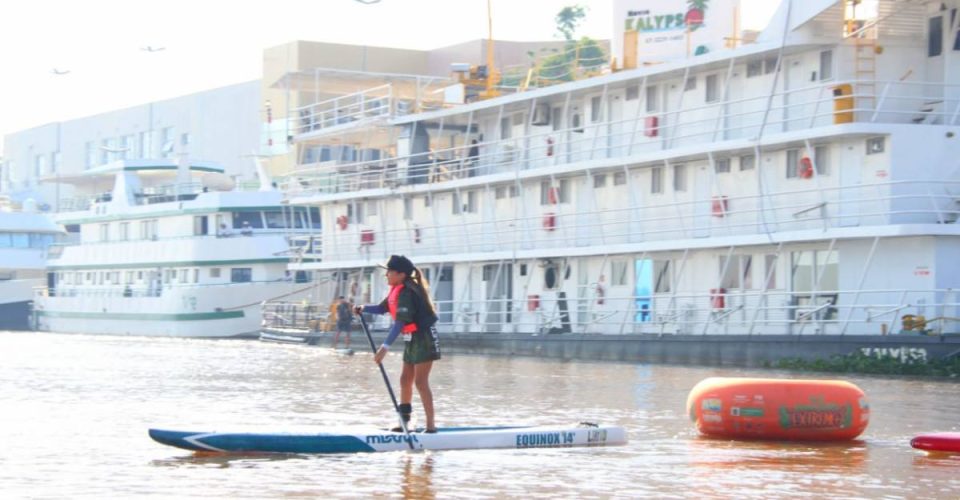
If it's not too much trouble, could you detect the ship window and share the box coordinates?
[740,154,756,171]
[673,164,687,192]
[765,254,778,290]
[424,195,432,208]
[366,201,378,217]
[264,211,286,229]
[509,185,519,197]
[814,146,829,175]
[705,74,720,103]
[500,117,512,140]
[209,268,221,278]
[654,260,671,293]
[119,222,130,241]
[819,50,833,81]
[99,223,109,242]
[614,172,626,185]
[715,158,731,173]
[719,255,753,290]
[645,85,658,112]
[611,260,629,286]
[551,107,563,131]
[763,56,778,74]
[651,167,663,194]
[930,16,943,57]
[684,76,696,91]
[590,96,602,123]
[785,149,800,179]
[593,174,607,188]
[544,264,559,290]
[746,60,762,78]
[231,268,252,283]
[495,186,507,199]
[520,264,528,276]
[571,112,583,132]
[233,211,264,229]
[866,137,885,155]
[626,85,639,101]
[403,198,413,219]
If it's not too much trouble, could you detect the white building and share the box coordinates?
[1,81,262,206]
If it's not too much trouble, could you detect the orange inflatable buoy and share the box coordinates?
[686,377,869,441]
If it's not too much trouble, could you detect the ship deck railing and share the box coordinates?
[56,182,264,213]
[257,289,960,337]
[281,80,960,197]
[289,179,960,263]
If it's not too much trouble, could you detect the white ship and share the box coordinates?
[0,197,61,330]
[33,159,318,338]
[276,0,960,339]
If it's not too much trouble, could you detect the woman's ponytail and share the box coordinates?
[408,266,437,316]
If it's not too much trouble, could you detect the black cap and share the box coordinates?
[381,254,415,275]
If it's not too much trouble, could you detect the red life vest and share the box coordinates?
[387,284,418,340]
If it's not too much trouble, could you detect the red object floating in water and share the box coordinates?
[911,432,960,453]
[686,377,870,441]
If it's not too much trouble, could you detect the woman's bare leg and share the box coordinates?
[413,361,435,430]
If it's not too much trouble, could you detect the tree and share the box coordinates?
[555,5,586,41]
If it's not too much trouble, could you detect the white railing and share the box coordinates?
[347,288,960,337]
[35,277,312,300]
[279,80,960,197]
[295,179,960,263]
[293,84,395,136]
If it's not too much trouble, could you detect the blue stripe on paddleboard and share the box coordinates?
[149,429,376,454]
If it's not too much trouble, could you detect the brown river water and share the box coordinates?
[2,331,959,499]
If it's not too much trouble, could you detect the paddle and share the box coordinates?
[357,313,415,450]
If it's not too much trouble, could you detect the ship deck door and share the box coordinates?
[607,89,625,158]
[483,263,512,332]
[838,143,862,227]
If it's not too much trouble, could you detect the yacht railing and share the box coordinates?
[35,277,312,299]
[292,179,960,263]
[281,80,960,196]
[56,181,262,214]
[292,84,396,136]
[257,288,960,337]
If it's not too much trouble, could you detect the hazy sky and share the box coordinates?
[0,0,781,144]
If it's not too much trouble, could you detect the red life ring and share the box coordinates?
[798,156,814,178]
[336,215,348,230]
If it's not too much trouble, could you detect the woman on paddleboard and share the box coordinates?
[355,255,441,433]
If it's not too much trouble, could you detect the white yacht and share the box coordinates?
[33,159,319,338]
[0,197,61,330]
[276,0,960,341]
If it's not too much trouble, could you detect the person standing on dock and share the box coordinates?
[332,296,353,349]
[355,255,441,433]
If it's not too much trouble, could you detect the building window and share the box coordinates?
[139,219,158,240]
[85,141,96,169]
[540,180,570,204]
[403,198,413,220]
[673,164,687,192]
[684,76,696,91]
[646,85,658,112]
[654,260,671,293]
[551,107,563,131]
[740,154,756,171]
[161,127,175,158]
[590,96,603,123]
[613,171,627,185]
[139,131,152,158]
[626,85,639,101]
[34,154,46,177]
[119,222,129,241]
[366,200,378,217]
[930,16,944,57]
[230,268,252,283]
[746,60,762,78]
[786,149,800,179]
[715,158,731,174]
[611,260,629,286]
[424,195,432,208]
[819,50,834,80]
[181,132,191,146]
[651,167,663,194]
[705,74,720,103]
[866,137,885,155]
[495,186,508,199]
[99,223,109,242]
[465,191,477,213]
[51,152,61,173]
[593,174,607,188]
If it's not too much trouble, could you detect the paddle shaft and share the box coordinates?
[357,313,415,450]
